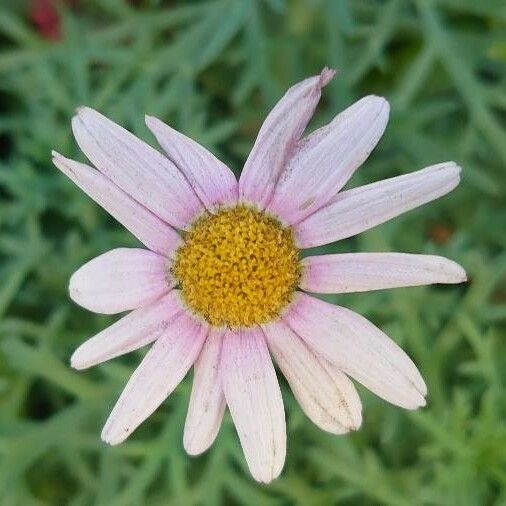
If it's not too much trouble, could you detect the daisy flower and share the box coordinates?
[52,68,466,483]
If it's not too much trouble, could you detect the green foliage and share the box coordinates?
[0,0,505,504]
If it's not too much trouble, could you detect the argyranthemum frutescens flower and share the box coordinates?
[52,68,466,483]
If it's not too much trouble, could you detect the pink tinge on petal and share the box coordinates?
[238,68,335,209]
[101,310,208,445]
[295,161,461,248]
[269,95,389,224]
[284,293,427,410]
[220,327,286,483]
[184,328,226,456]
[300,252,467,294]
[71,291,183,370]
[69,248,172,314]
[145,116,238,210]
[262,320,362,434]
[52,152,181,257]
[71,107,204,229]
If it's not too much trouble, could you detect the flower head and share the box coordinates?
[53,68,466,483]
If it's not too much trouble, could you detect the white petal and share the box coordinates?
[184,328,226,455]
[285,293,427,409]
[52,152,181,256]
[221,327,286,483]
[262,320,362,434]
[301,252,467,293]
[69,248,171,314]
[145,116,238,210]
[71,291,183,370]
[296,162,461,248]
[238,68,335,208]
[72,107,203,229]
[269,96,389,224]
[101,311,208,445]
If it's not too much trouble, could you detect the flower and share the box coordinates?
[52,68,466,483]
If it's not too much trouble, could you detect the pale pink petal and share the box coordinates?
[301,252,467,294]
[296,161,461,248]
[184,328,226,455]
[101,311,208,445]
[71,107,203,229]
[69,248,172,314]
[145,116,238,210]
[238,68,335,209]
[262,320,362,434]
[221,327,286,483]
[52,152,181,256]
[71,291,183,370]
[285,293,427,409]
[269,96,389,224]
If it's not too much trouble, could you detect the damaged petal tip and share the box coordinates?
[320,67,336,86]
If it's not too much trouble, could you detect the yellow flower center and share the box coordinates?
[173,205,301,328]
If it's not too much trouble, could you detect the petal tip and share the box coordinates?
[75,105,91,116]
[357,95,390,125]
[68,273,81,304]
[69,341,93,370]
[438,161,462,181]
[69,353,83,370]
[365,95,390,114]
[453,263,468,283]
[439,258,467,284]
[144,114,156,127]
[415,394,427,409]
[401,395,426,411]
[252,468,281,485]
[51,151,66,169]
[444,161,462,176]
[100,432,114,445]
[320,67,336,86]
[101,425,124,446]
[378,95,390,115]
[350,409,363,431]
[406,389,427,410]
[182,434,204,457]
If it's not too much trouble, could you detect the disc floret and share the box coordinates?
[173,205,301,327]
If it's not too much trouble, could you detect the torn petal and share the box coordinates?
[239,68,335,209]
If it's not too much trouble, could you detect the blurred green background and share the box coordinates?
[0,0,505,504]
